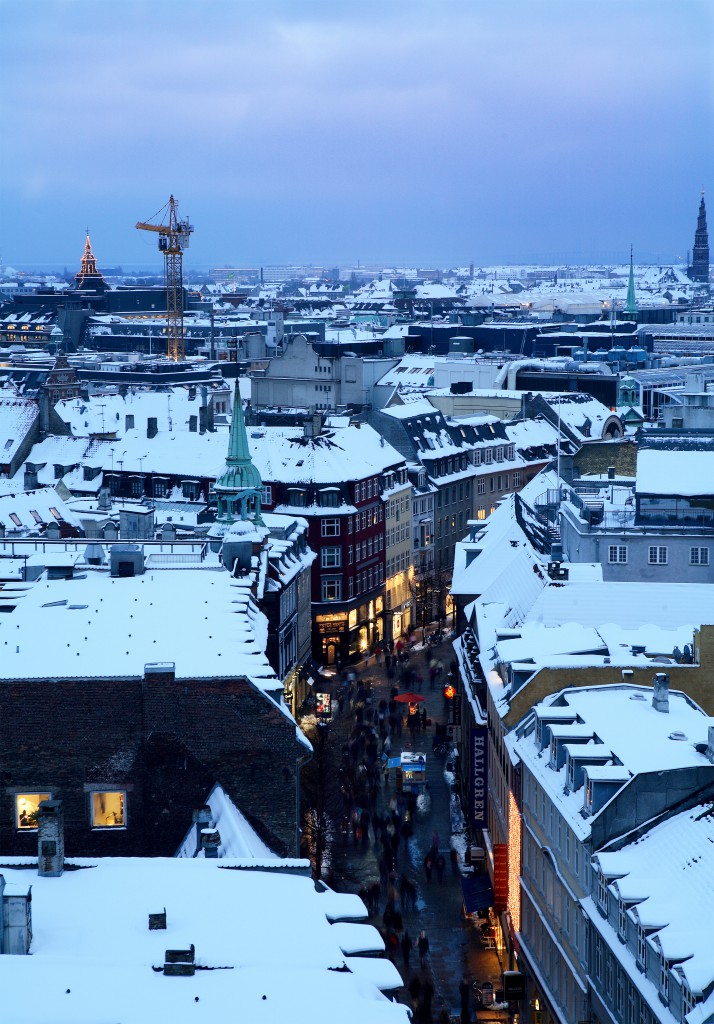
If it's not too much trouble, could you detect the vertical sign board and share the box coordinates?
[493,843,508,911]
[470,725,488,830]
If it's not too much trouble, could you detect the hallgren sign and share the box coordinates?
[470,725,488,830]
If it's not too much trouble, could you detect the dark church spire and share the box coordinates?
[690,191,710,287]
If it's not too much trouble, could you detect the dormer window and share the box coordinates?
[659,952,670,1004]
[288,488,306,507]
[617,898,628,941]
[636,922,647,971]
[597,871,608,917]
[484,449,493,464]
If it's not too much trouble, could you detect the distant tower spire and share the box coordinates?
[73,233,108,291]
[625,244,638,318]
[690,191,710,287]
[214,381,264,523]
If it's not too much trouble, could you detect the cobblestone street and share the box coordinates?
[319,636,507,1022]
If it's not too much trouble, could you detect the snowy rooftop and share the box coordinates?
[592,804,714,996]
[513,684,713,842]
[636,448,714,497]
[0,857,408,1024]
[0,396,38,464]
[250,424,405,484]
[0,566,282,692]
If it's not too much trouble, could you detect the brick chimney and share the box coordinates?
[652,672,670,713]
[37,800,64,877]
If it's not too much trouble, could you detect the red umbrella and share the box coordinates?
[393,692,425,703]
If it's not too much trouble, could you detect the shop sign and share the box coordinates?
[315,693,332,717]
[493,843,508,911]
[470,725,488,829]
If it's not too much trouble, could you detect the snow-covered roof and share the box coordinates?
[590,804,714,997]
[250,424,405,485]
[176,784,278,860]
[0,564,282,692]
[0,396,38,465]
[636,448,714,497]
[55,384,234,438]
[0,857,409,1024]
[0,486,82,533]
[513,685,713,842]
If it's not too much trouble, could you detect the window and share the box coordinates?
[9,512,22,527]
[321,576,342,602]
[16,793,50,829]
[287,488,306,507]
[597,871,609,915]
[484,449,493,464]
[131,478,143,497]
[690,546,709,565]
[478,479,486,495]
[153,479,167,498]
[616,970,624,1015]
[513,472,521,487]
[91,791,125,828]
[319,489,340,507]
[261,485,272,505]
[636,924,647,970]
[618,899,628,941]
[321,518,340,537]
[609,545,628,564]
[321,546,341,568]
[659,953,669,1003]
[648,545,668,565]
[496,447,504,461]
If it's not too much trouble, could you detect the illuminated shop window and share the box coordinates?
[91,791,126,827]
[16,793,50,829]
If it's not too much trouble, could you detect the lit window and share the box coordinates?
[321,576,342,602]
[16,793,50,829]
[287,488,306,507]
[91,791,125,828]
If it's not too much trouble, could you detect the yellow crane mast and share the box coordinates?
[135,196,193,361]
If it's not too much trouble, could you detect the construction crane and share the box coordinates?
[135,196,193,361]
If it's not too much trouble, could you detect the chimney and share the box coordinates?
[652,672,670,713]
[200,827,221,858]
[199,406,207,434]
[125,414,135,432]
[192,805,211,848]
[98,486,111,512]
[24,466,38,490]
[189,414,198,433]
[147,417,158,439]
[607,466,615,480]
[37,800,64,877]
[706,724,714,765]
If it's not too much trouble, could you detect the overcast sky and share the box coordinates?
[2,0,713,269]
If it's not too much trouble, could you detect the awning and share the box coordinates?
[461,873,494,914]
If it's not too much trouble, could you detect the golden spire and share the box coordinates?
[73,232,106,289]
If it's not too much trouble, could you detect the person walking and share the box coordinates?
[417,929,430,970]
[401,930,413,972]
[459,975,471,1024]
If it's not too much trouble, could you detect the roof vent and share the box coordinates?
[668,731,688,741]
[629,693,646,701]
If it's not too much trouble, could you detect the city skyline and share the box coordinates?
[1,1,713,268]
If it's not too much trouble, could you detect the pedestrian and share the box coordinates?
[408,974,422,1007]
[423,851,433,884]
[420,706,427,732]
[401,930,413,971]
[459,975,471,1024]
[435,853,446,884]
[386,929,399,962]
[450,847,460,877]
[417,929,430,969]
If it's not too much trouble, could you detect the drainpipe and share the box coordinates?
[295,747,313,858]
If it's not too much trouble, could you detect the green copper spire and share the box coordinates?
[625,245,638,318]
[214,380,264,523]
